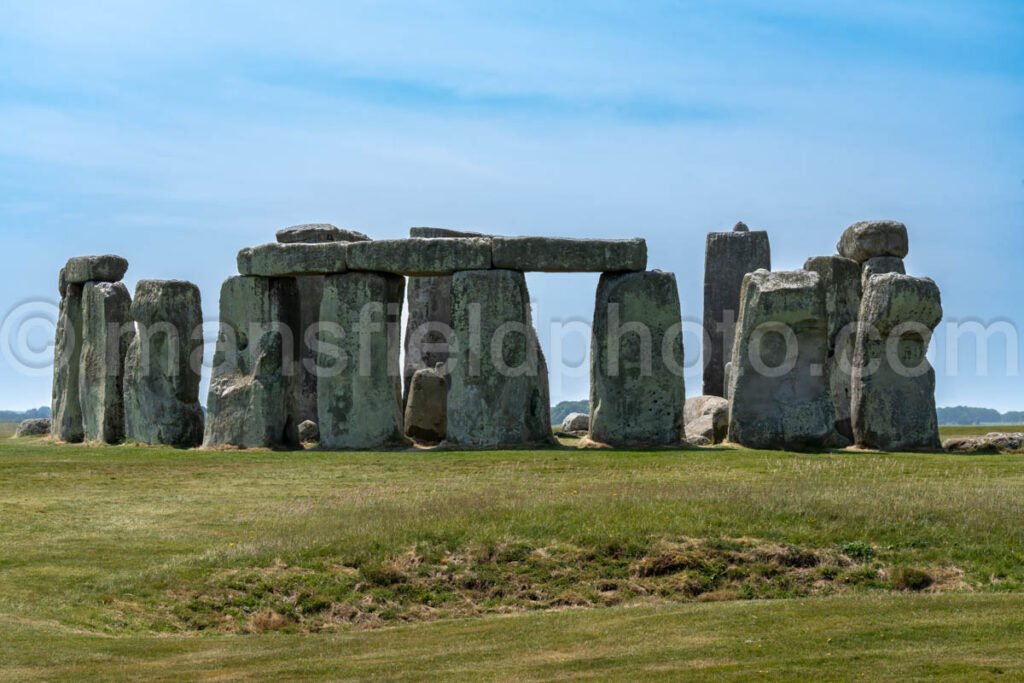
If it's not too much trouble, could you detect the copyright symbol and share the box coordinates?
[0,298,60,377]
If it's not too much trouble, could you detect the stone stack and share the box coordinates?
[51,255,131,444]
[836,220,909,289]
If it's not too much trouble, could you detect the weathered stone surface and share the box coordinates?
[123,280,204,447]
[318,272,406,449]
[944,433,1024,454]
[346,238,492,275]
[837,220,909,264]
[560,412,590,433]
[404,365,447,444]
[851,273,942,451]
[79,282,132,443]
[804,256,862,442]
[703,228,771,397]
[52,284,84,442]
[15,418,51,438]
[276,223,370,244]
[64,255,129,284]
[410,227,486,239]
[490,237,646,273]
[861,256,905,289]
[237,242,348,276]
[684,396,729,444]
[204,276,301,449]
[298,420,319,443]
[589,270,685,447]
[448,270,555,448]
[727,270,839,450]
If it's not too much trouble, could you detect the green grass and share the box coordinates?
[1,436,1023,679]
[0,422,16,439]
[940,424,1024,438]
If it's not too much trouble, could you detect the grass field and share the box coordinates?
[1,433,1022,680]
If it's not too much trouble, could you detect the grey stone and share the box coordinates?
[203,276,301,449]
[51,284,84,442]
[837,220,909,264]
[64,255,129,284]
[298,420,320,443]
[410,227,486,238]
[560,412,590,433]
[346,238,492,275]
[448,270,555,448]
[804,256,862,442]
[404,365,448,444]
[944,433,1024,454]
[490,237,647,273]
[589,270,685,447]
[317,272,406,449]
[851,273,942,451]
[861,256,906,289]
[237,242,348,277]
[702,228,771,397]
[733,221,749,232]
[123,280,204,447]
[727,269,839,450]
[79,282,132,443]
[14,418,51,438]
[275,223,370,244]
[684,396,729,444]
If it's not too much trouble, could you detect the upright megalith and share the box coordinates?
[123,280,204,447]
[79,282,132,443]
[589,270,685,447]
[447,270,555,448]
[851,273,942,451]
[404,364,448,445]
[317,272,406,449]
[803,256,862,441]
[703,222,771,397]
[727,270,839,450]
[204,276,301,449]
[861,256,905,289]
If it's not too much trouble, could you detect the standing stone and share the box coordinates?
[836,220,909,264]
[404,365,448,445]
[684,396,729,444]
[727,270,839,450]
[448,270,555,448]
[804,256,862,442]
[851,273,942,451]
[52,283,85,443]
[861,256,905,289]
[703,224,771,397]
[79,282,132,443]
[203,276,301,449]
[123,280,204,447]
[318,272,406,449]
[589,270,685,447]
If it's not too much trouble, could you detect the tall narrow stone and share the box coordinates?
[79,282,132,443]
[317,272,406,449]
[447,269,555,448]
[51,280,84,443]
[727,270,839,450]
[589,270,685,447]
[804,256,862,442]
[852,273,942,451]
[123,280,204,447]
[203,276,301,449]
[702,223,771,397]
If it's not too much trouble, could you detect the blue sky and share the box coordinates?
[1,0,1022,410]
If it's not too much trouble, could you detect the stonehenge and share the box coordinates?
[404,364,448,445]
[685,396,729,445]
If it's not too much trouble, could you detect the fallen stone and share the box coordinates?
[560,412,590,433]
[64,255,129,284]
[318,272,406,449]
[727,269,840,450]
[404,365,448,444]
[14,418,51,438]
[123,280,205,447]
[276,223,370,244]
[203,276,301,449]
[943,433,1024,454]
[703,227,771,397]
[837,220,909,264]
[298,420,319,443]
[861,256,906,289]
[448,270,555,448]
[51,284,84,442]
[851,273,942,451]
[590,270,685,447]
[237,242,348,277]
[490,237,646,273]
[79,282,132,443]
[684,396,729,444]
[346,238,492,275]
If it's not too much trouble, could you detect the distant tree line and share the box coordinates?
[936,406,1024,426]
